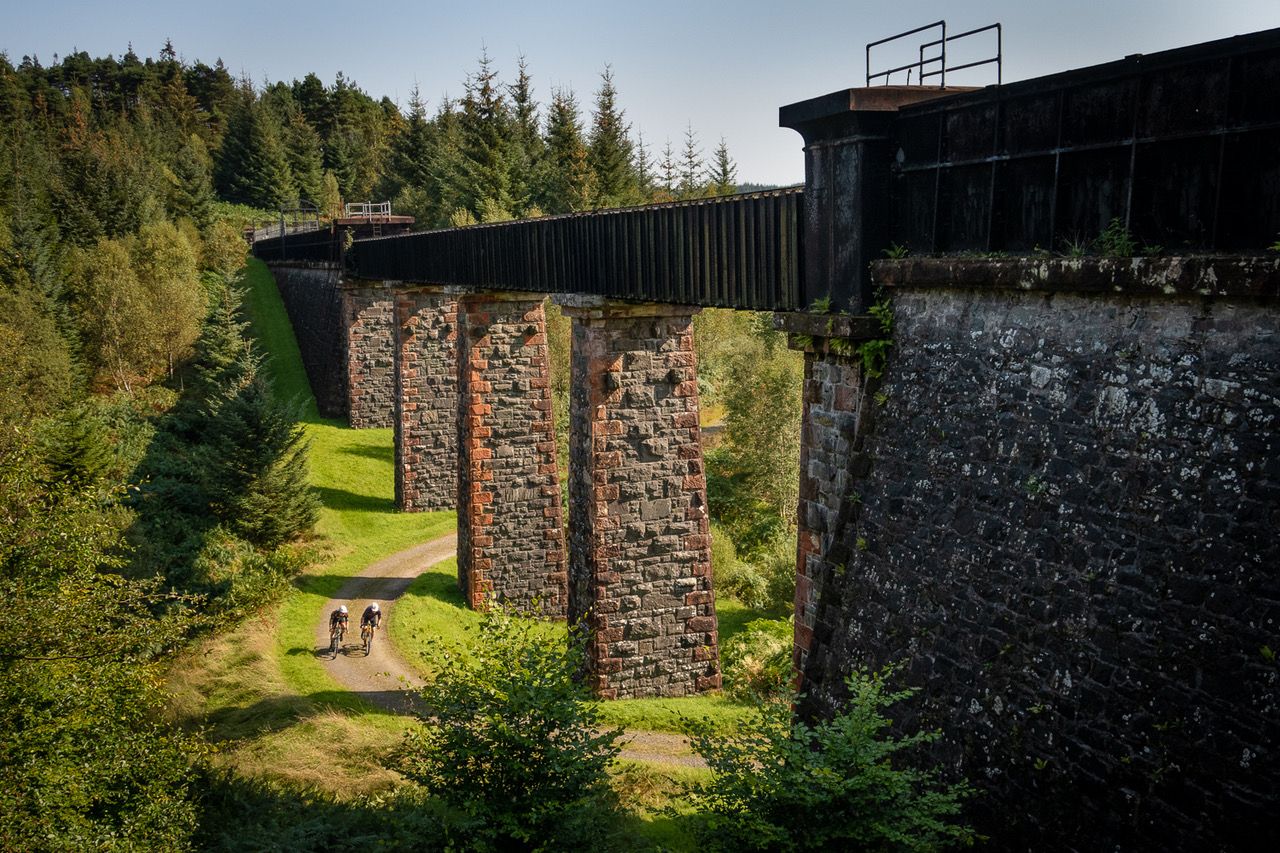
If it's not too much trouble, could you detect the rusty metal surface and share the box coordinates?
[889,27,1280,254]
[344,188,804,311]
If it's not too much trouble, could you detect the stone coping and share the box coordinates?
[871,255,1280,299]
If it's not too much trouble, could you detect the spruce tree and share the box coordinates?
[507,56,543,215]
[169,133,214,227]
[215,92,294,208]
[708,137,738,196]
[679,123,704,199]
[538,87,594,214]
[587,67,637,208]
[634,130,655,201]
[283,108,324,206]
[457,52,515,219]
[199,365,318,550]
[657,139,679,202]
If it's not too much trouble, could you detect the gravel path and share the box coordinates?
[313,533,705,768]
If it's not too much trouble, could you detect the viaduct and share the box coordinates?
[256,29,1279,849]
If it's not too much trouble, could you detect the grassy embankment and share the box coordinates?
[172,258,761,802]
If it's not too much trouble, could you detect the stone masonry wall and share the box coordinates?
[456,293,566,616]
[793,259,1279,850]
[340,280,396,429]
[563,300,720,700]
[393,288,458,511]
[267,263,346,418]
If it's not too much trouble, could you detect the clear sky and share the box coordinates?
[7,1,1279,185]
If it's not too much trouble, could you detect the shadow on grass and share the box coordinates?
[399,566,467,609]
[202,689,419,743]
[312,485,396,514]
[338,442,396,464]
[196,769,449,852]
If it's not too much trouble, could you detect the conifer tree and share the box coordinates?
[457,52,515,220]
[587,67,637,208]
[283,108,324,205]
[634,130,655,201]
[215,92,294,208]
[708,137,738,196]
[508,56,543,215]
[388,85,434,196]
[169,133,214,227]
[679,123,704,199]
[657,139,679,202]
[538,87,594,214]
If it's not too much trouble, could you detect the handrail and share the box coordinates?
[866,20,1002,88]
[343,201,393,218]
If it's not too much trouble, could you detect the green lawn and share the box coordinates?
[240,258,760,733]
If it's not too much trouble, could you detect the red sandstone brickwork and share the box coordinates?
[340,280,396,429]
[393,287,459,512]
[455,292,566,617]
[562,300,720,699]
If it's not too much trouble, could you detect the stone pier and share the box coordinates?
[559,297,720,699]
[340,279,396,428]
[455,292,566,616]
[392,287,459,512]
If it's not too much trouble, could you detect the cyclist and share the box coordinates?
[329,604,349,637]
[361,602,382,632]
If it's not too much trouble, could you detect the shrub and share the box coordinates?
[722,618,793,700]
[682,669,975,852]
[397,606,624,850]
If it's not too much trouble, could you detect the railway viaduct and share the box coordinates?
[257,28,1280,848]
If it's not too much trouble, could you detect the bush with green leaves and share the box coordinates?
[0,430,204,852]
[398,606,624,850]
[682,669,975,852]
[722,618,793,700]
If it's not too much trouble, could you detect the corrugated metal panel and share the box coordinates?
[345,188,804,311]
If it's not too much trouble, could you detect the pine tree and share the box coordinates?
[283,107,324,205]
[169,133,214,227]
[215,91,294,208]
[679,123,704,199]
[587,67,637,208]
[708,137,738,196]
[634,130,655,200]
[538,87,594,214]
[388,85,434,196]
[456,52,515,219]
[657,139,678,202]
[507,56,543,216]
[199,365,318,549]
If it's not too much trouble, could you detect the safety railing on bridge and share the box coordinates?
[343,201,393,218]
[346,188,804,311]
[252,226,340,264]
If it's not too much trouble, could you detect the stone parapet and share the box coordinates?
[393,287,459,511]
[340,279,396,428]
[559,296,720,699]
[456,292,566,616]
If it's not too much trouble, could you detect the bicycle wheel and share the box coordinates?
[362,627,372,656]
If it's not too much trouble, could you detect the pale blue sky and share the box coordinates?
[8,1,1279,184]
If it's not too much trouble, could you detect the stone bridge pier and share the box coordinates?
[340,278,396,428]
[560,297,720,699]
[455,291,567,616]
[392,286,458,512]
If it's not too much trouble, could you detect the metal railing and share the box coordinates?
[866,20,1002,87]
[343,201,393,218]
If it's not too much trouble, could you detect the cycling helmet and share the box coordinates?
[339,605,348,614]
[370,602,380,612]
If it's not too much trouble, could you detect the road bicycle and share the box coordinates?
[361,622,375,656]
[329,621,346,657]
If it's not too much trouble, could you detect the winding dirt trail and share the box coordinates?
[313,534,704,768]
